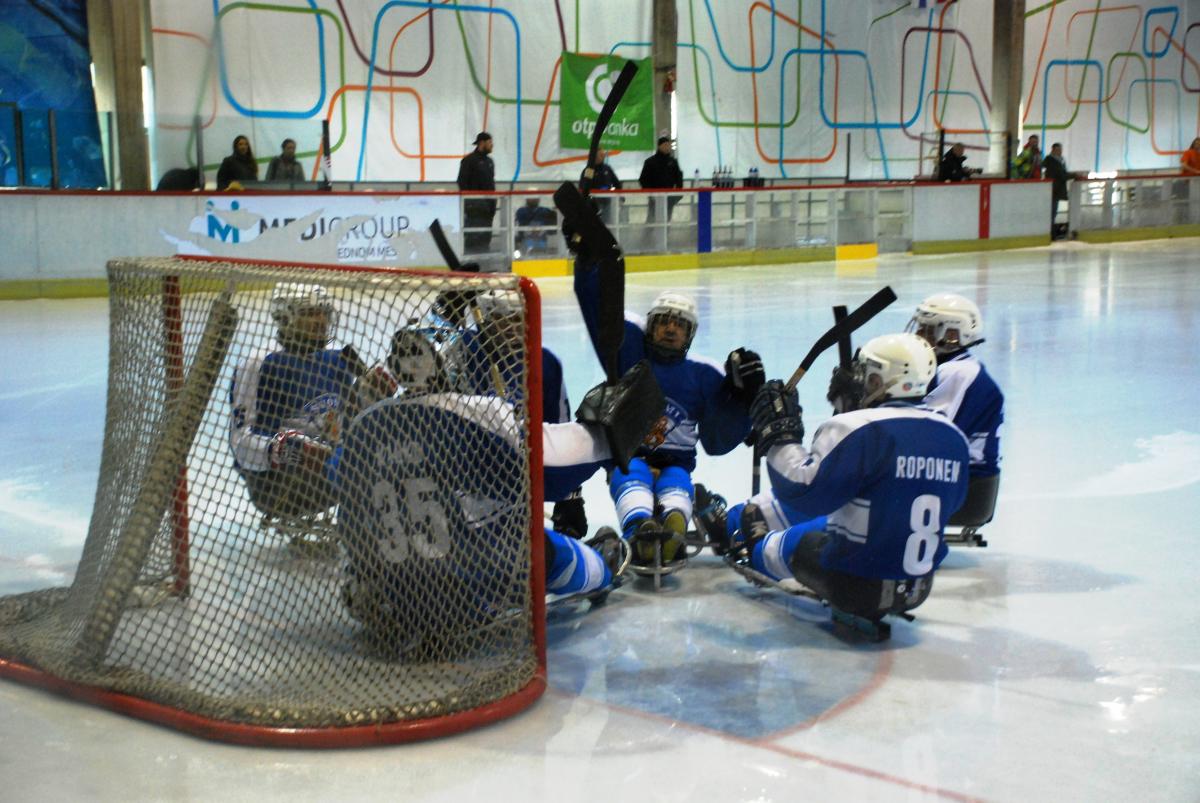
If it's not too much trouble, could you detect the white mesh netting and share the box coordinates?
[0,257,544,742]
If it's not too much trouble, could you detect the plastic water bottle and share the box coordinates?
[693,168,700,187]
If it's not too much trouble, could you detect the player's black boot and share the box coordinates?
[582,526,630,604]
[692,484,731,554]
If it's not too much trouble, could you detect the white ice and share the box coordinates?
[1,239,1198,802]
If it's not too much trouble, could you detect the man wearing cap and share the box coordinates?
[457,132,496,253]
[639,136,684,222]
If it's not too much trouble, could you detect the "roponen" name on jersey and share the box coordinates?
[895,455,962,483]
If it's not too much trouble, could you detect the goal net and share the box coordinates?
[0,256,546,746]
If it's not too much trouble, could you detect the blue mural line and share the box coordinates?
[818,0,936,132]
[610,40,724,166]
[211,0,328,119]
[1143,5,1180,59]
[356,2,522,182]
[700,0,776,73]
[801,46,890,179]
[1041,59,1104,172]
[1125,77,1183,168]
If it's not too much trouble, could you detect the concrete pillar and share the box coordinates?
[651,0,677,142]
[988,0,1025,176]
[87,0,151,189]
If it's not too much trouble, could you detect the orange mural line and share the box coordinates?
[1023,0,1059,122]
[1063,5,1140,105]
[319,84,446,181]
[747,2,840,165]
[387,7,440,180]
[930,0,954,126]
[151,27,218,130]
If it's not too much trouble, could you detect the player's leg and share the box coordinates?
[650,465,692,562]
[544,528,626,598]
[610,457,655,538]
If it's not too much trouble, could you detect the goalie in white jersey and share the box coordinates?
[697,333,970,621]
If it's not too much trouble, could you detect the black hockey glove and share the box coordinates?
[826,364,863,414]
[551,493,588,539]
[750,379,804,451]
[724,347,765,405]
[576,360,666,473]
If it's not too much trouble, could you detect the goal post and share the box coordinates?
[0,256,546,747]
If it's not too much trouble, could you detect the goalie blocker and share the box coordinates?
[574,359,665,473]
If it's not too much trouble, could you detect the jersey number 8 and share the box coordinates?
[903,495,941,576]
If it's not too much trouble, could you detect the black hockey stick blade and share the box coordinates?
[833,304,852,368]
[785,286,897,391]
[580,60,638,195]
[596,255,625,382]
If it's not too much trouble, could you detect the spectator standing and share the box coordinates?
[1042,142,1073,239]
[639,136,684,222]
[1181,138,1200,175]
[457,132,496,254]
[217,135,258,190]
[265,138,305,183]
[1012,135,1042,179]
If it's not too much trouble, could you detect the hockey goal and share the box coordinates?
[0,256,546,746]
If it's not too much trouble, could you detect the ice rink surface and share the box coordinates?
[2,239,1198,802]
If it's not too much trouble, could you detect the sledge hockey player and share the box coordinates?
[906,293,1004,534]
[228,283,375,535]
[696,333,970,632]
[340,323,665,650]
[574,267,763,570]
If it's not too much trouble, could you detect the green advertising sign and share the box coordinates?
[559,53,655,151]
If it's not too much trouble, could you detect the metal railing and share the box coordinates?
[1069,174,1200,234]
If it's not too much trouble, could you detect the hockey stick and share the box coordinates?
[579,60,638,196]
[752,288,896,495]
[783,286,897,391]
[75,286,238,667]
[428,219,507,396]
[833,304,852,368]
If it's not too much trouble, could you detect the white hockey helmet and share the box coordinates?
[907,293,982,356]
[645,291,699,361]
[855,333,936,405]
[270,282,337,349]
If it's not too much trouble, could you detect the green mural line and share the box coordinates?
[1027,0,1104,132]
[1105,51,1150,134]
[1026,0,1072,18]
[185,3,348,171]
[871,0,911,26]
[454,7,548,107]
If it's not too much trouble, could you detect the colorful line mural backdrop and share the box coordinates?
[148,1,1200,184]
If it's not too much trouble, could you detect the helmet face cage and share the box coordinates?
[271,283,338,349]
[906,294,981,355]
[645,292,699,359]
[854,334,936,406]
[387,326,460,395]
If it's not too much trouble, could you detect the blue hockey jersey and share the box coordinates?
[924,351,1003,477]
[229,348,357,472]
[574,262,749,471]
[753,402,970,580]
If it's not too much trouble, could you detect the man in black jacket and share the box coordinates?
[640,136,684,222]
[457,132,496,253]
[1042,142,1072,239]
[938,143,980,182]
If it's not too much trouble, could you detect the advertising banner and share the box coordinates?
[559,54,655,152]
[158,195,462,266]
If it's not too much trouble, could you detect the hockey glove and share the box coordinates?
[551,493,588,539]
[750,380,804,451]
[576,360,666,473]
[269,430,333,472]
[355,364,400,408]
[724,347,766,404]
